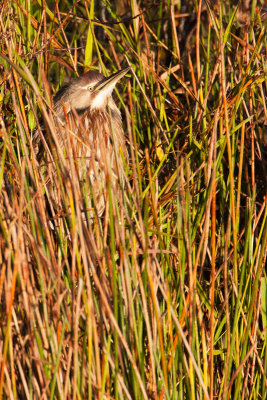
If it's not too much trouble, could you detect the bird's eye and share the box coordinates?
[88,86,94,92]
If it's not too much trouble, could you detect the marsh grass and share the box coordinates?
[0,0,267,399]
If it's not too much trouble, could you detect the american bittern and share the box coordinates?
[34,67,130,215]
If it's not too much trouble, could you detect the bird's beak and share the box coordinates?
[93,67,131,93]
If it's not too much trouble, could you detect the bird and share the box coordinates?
[33,66,130,215]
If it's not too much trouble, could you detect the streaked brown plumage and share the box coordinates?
[34,67,130,215]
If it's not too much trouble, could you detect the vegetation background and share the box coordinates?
[0,0,266,399]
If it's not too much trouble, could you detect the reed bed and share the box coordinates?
[0,1,266,399]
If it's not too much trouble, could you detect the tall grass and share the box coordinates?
[0,0,266,399]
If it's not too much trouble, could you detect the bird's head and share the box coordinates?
[55,67,130,115]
